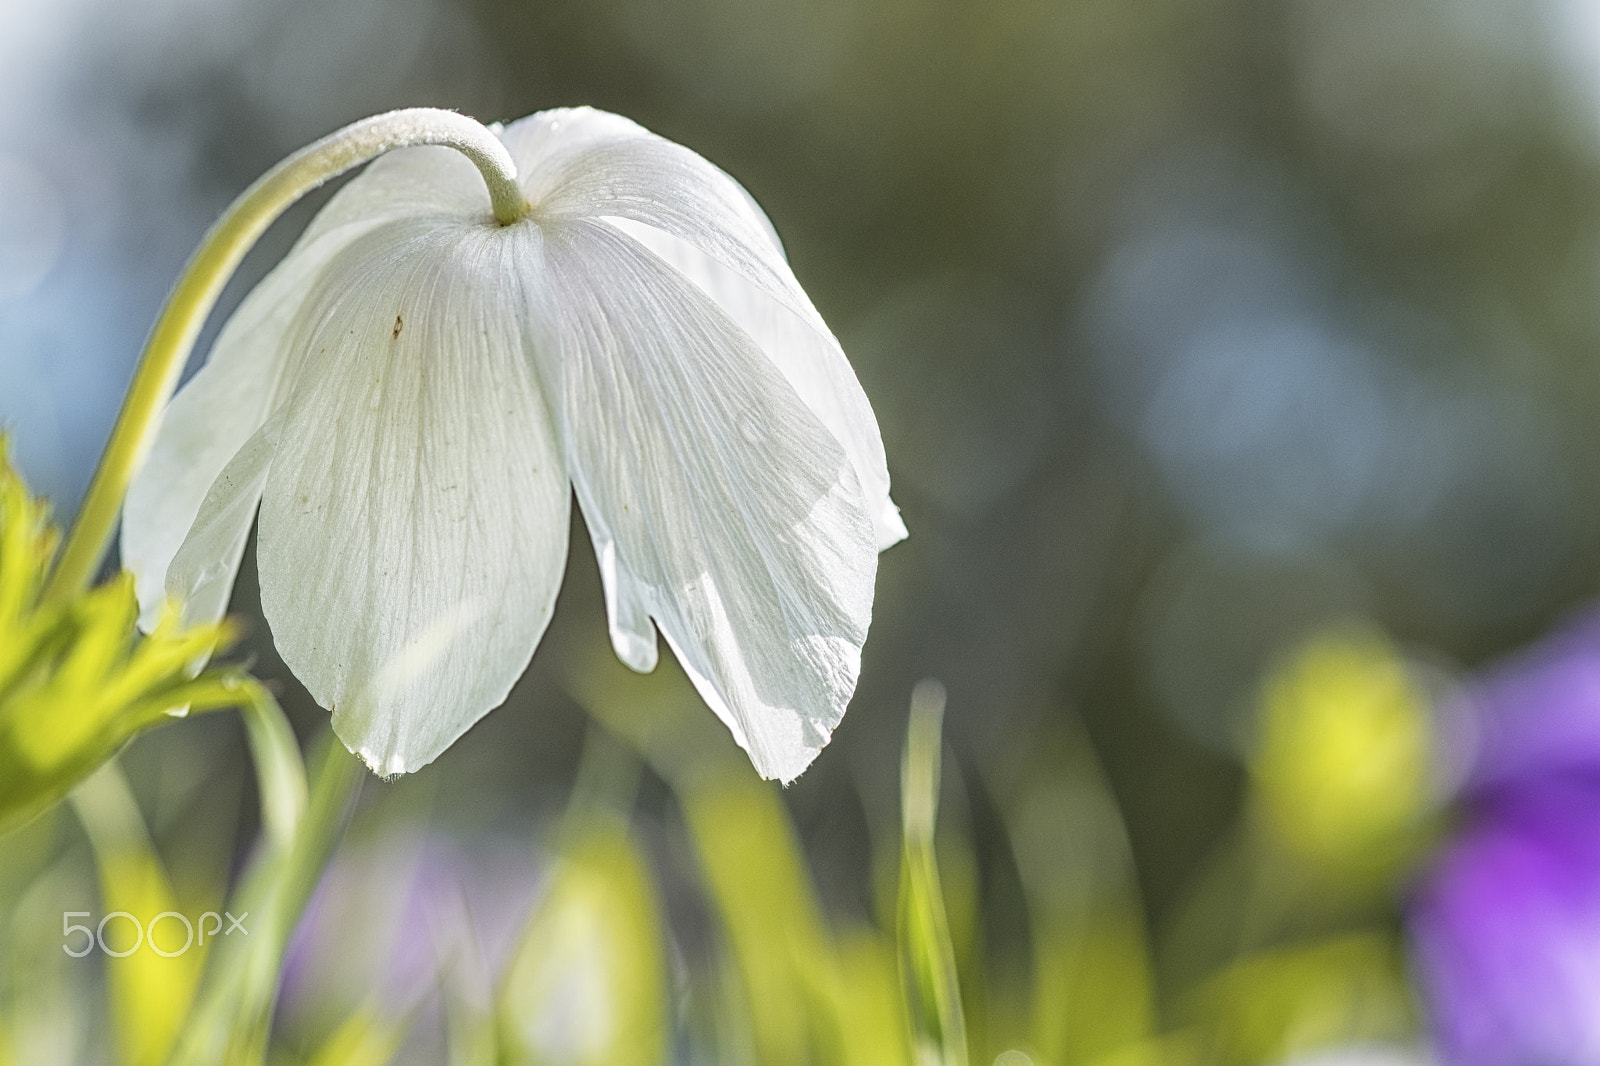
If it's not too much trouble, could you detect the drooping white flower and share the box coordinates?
[121,107,904,783]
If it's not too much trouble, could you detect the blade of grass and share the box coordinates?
[496,817,667,1066]
[71,762,205,1066]
[166,723,361,1066]
[303,1004,407,1066]
[496,731,664,1066]
[898,680,968,1066]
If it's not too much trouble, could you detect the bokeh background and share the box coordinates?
[5,0,1600,1062]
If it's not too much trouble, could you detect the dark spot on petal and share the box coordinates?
[392,313,404,340]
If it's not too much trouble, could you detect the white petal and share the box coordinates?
[496,109,655,183]
[501,107,904,549]
[610,219,906,548]
[529,218,878,783]
[121,222,380,629]
[166,415,278,629]
[125,138,510,632]
[256,218,570,777]
[504,108,808,330]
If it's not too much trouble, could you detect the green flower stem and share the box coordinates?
[43,108,526,605]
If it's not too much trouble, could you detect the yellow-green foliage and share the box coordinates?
[302,1007,406,1066]
[679,765,917,1066]
[999,750,1155,1066]
[0,442,242,837]
[71,766,208,1066]
[1185,934,1413,1065]
[497,814,667,1066]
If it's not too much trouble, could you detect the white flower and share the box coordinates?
[121,107,904,783]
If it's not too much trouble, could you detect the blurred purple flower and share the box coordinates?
[277,832,540,1038]
[1459,610,1600,793]
[1409,610,1600,1066]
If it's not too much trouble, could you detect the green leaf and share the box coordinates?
[0,435,244,840]
[303,1005,407,1066]
[679,771,835,1064]
[829,929,915,1066]
[70,763,206,1066]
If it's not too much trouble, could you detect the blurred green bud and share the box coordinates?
[0,442,241,836]
[1250,626,1432,877]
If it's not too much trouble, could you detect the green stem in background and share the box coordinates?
[165,726,363,1066]
[68,684,342,1066]
[41,108,527,605]
[898,679,969,1066]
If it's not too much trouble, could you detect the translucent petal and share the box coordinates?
[610,219,906,549]
[165,415,278,629]
[256,218,570,776]
[504,107,813,332]
[527,218,877,783]
[121,221,381,630]
[122,142,505,630]
[502,107,904,549]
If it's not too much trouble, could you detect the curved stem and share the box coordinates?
[42,108,525,605]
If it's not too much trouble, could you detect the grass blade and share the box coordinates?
[898,680,968,1066]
